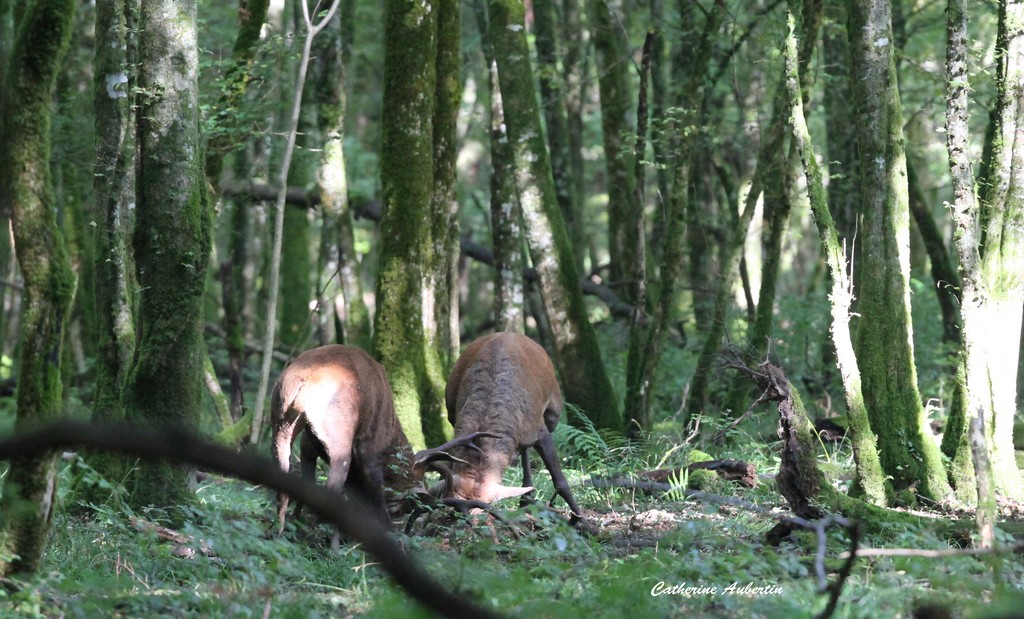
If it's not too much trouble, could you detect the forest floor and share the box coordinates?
[3,420,1024,619]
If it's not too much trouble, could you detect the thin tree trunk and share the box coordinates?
[623,30,654,434]
[249,0,341,446]
[431,0,462,369]
[475,0,525,333]
[906,161,962,345]
[0,0,78,576]
[562,0,588,273]
[222,148,252,419]
[313,13,370,350]
[279,11,317,351]
[204,0,271,185]
[488,0,622,431]
[591,0,640,298]
[0,219,10,360]
[534,0,582,276]
[723,0,819,420]
[88,0,138,486]
[784,0,888,506]
[630,1,725,431]
[0,0,14,360]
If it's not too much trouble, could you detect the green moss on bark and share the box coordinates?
[488,0,622,431]
[847,0,951,502]
[85,0,139,501]
[0,0,78,577]
[784,1,887,505]
[280,204,312,347]
[125,0,210,510]
[590,0,639,298]
[375,0,450,449]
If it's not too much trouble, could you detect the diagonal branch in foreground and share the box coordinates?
[0,420,501,619]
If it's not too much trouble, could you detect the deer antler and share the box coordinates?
[411,431,504,476]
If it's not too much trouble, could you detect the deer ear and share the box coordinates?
[490,484,534,502]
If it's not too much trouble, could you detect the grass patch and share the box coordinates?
[1,426,1021,618]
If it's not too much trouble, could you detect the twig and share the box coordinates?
[816,519,860,619]
[711,383,773,443]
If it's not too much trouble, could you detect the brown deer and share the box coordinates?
[413,332,584,524]
[271,345,414,549]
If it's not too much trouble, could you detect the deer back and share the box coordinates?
[272,345,412,486]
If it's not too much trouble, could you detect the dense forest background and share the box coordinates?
[1,0,1023,616]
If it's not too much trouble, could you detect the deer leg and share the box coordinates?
[533,430,583,523]
[519,448,535,508]
[292,429,320,522]
[356,452,390,526]
[272,420,299,535]
[325,444,354,549]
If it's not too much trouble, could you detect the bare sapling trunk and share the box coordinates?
[250,0,342,444]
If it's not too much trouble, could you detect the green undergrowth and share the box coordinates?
[0,419,1022,618]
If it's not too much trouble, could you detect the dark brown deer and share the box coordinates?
[271,345,415,549]
[412,332,584,523]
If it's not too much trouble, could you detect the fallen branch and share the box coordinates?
[840,541,1024,560]
[0,420,501,619]
[129,516,215,558]
[595,459,758,489]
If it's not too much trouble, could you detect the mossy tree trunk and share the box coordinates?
[87,0,138,491]
[0,0,77,577]
[280,200,312,350]
[125,0,210,508]
[487,0,621,431]
[0,223,10,362]
[54,12,98,382]
[313,13,370,350]
[474,0,525,333]
[0,0,10,368]
[942,0,1024,501]
[534,0,583,275]
[784,0,888,506]
[818,4,858,382]
[430,0,461,369]
[647,0,670,264]
[374,0,452,449]
[822,5,858,246]
[278,8,316,351]
[590,0,640,300]
[892,8,963,347]
[562,0,589,272]
[626,1,725,432]
[221,149,252,420]
[847,0,952,502]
